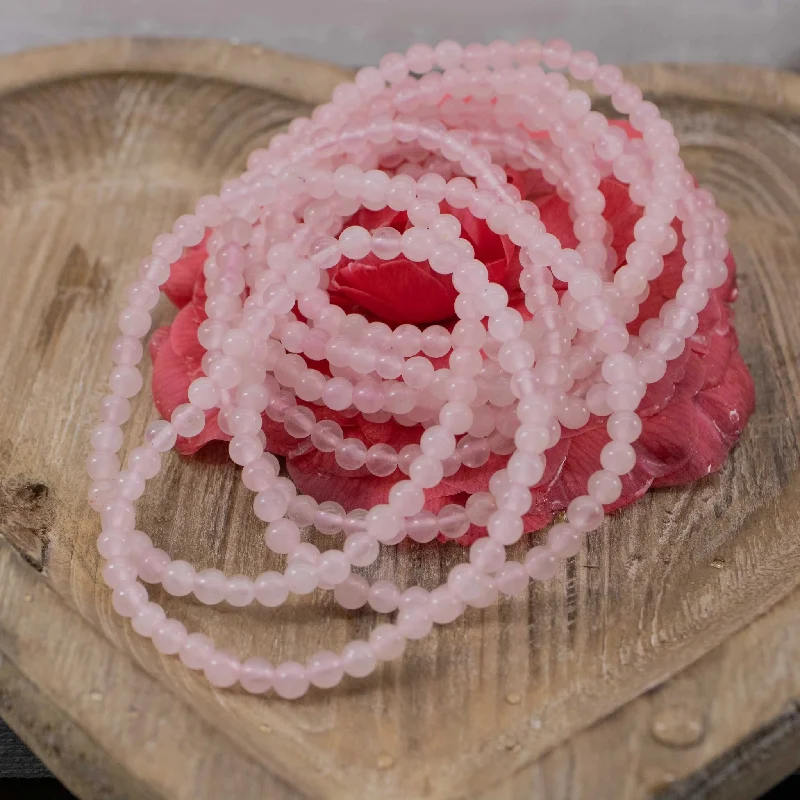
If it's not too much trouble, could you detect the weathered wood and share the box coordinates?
[0,40,799,800]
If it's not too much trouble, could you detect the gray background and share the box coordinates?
[3,0,800,69]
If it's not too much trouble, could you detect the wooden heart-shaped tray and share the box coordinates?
[1,39,799,800]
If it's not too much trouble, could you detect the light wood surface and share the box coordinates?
[0,38,799,800]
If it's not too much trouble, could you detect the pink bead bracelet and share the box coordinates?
[87,38,732,698]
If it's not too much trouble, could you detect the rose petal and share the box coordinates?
[163,238,208,309]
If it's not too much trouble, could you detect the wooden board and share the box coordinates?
[0,38,799,800]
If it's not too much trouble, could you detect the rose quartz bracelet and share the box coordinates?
[87,39,731,698]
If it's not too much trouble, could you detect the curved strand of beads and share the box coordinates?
[87,38,731,697]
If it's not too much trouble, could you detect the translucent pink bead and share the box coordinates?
[341,641,378,677]
[153,619,188,655]
[254,489,289,522]
[171,404,205,437]
[369,624,406,661]
[317,550,350,585]
[145,421,176,453]
[333,574,369,609]
[368,579,401,613]
[132,602,167,637]
[226,575,255,607]
[91,422,123,452]
[339,226,371,259]
[102,557,137,589]
[547,523,584,558]
[284,561,318,595]
[307,651,344,689]
[428,586,464,624]
[495,562,529,596]
[403,510,438,543]
[162,560,196,596]
[469,538,506,573]
[567,496,604,532]
[587,468,623,504]
[273,662,309,699]
[524,546,558,581]
[240,657,274,694]
[254,571,289,607]
[194,568,228,604]
[112,583,148,617]
[139,548,170,583]
[335,438,368,470]
[438,505,470,539]
[180,633,214,670]
[397,606,433,640]
[387,480,424,516]
[204,651,240,689]
[366,443,397,476]
[600,441,637,475]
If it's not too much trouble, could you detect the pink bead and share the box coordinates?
[366,443,397,476]
[118,308,150,338]
[487,509,524,545]
[152,619,188,655]
[162,560,196,597]
[254,489,289,522]
[405,510,439,543]
[341,641,378,677]
[333,574,369,609]
[438,505,470,539]
[307,651,344,689]
[546,523,584,558]
[240,657,274,694]
[567,496,605,532]
[368,580,401,613]
[112,583,148,617]
[102,557,137,589]
[96,531,129,559]
[171,404,205,437]
[285,561,318,595]
[91,422,123,452]
[180,633,214,670]
[323,377,353,410]
[110,336,144,366]
[524,546,558,581]
[600,441,637,475]
[317,550,350,585]
[86,451,120,480]
[204,651,240,688]
[369,624,406,661]
[226,575,255,607]
[495,562,529,596]
[335,438,368,470]
[273,661,309,699]
[339,226,371,259]
[397,606,433,640]
[344,531,379,566]
[132,602,167,637]
[194,568,228,604]
[145,421,177,452]
[254,571,289,607]
[99,394,132,425]
[469,538,506,572]
[448,563,489,603]
[465,492,497,525]
[139,547,170,583]
[388,480,425,515]
[428,586,464,624]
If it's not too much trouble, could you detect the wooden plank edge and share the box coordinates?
[1,39,800,115]
[0,539,310,800]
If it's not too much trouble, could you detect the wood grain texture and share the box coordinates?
[0,40,799,800]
